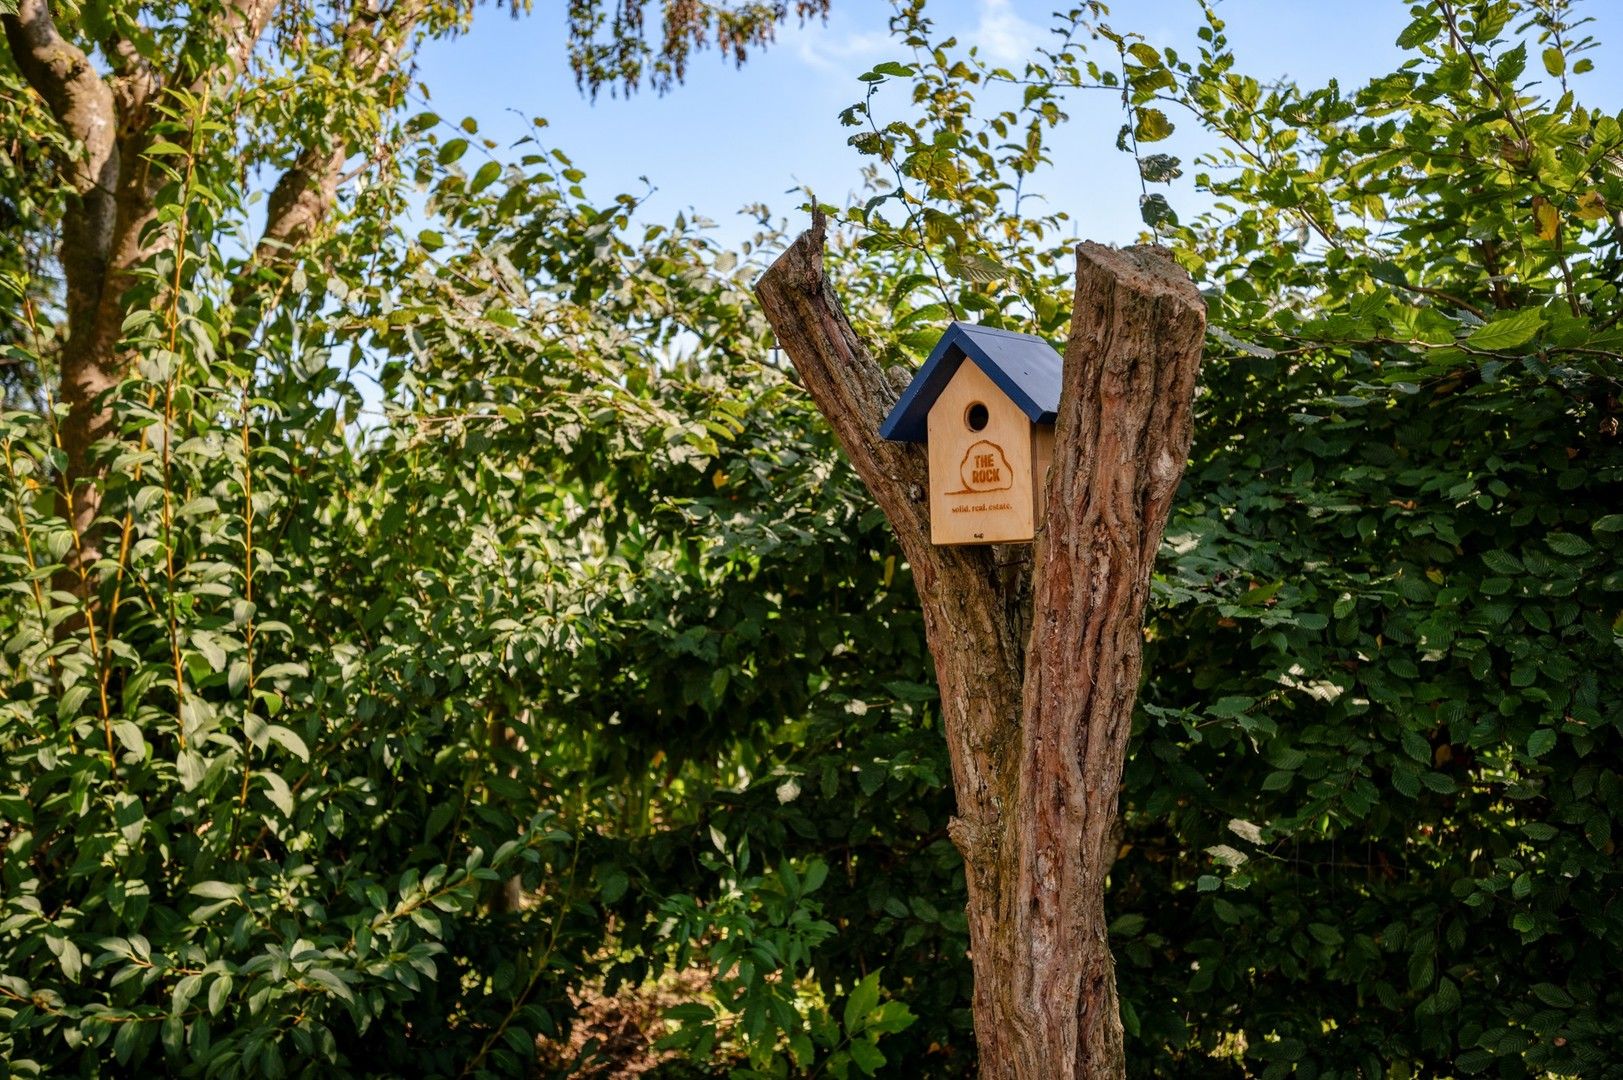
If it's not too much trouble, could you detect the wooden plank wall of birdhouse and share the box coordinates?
[1033,423,1054,519]
[926,359,1037,545]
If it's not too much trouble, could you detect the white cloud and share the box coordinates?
[779,0,1041,78]
[976,0,1042,65]
[790,23,891,72]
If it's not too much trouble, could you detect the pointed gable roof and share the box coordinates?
[878,322,1064,443]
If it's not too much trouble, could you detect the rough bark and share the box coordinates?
[756,214,1205,1079]
[4,0,277,589]
[4,0,125,580]
[2,0,419,598]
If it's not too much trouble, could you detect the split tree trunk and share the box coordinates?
[755,214,1205,1079]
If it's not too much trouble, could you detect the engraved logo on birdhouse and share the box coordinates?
[951,440,1015,494]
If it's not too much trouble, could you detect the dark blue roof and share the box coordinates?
[878,322,1063,442]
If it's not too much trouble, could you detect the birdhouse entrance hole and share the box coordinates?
[965,402,990,431]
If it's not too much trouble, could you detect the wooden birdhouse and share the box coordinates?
[879,322,1063,546]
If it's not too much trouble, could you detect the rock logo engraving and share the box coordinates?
[950,439,1015,495]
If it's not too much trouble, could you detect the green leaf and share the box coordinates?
[597,867,628,903]
[1526,729,1557,758]
[265,725,309,761]
[943,252,1007,284]
[1397,14,1440,47]
[1542,47,1565,77]
[112,720,146,757]
[208,974,232,1016]
[161,1013,184,1058]
[113,1016,142,1063]
[1401,727,1431,763]
[1127,43,1161,66]
[470,160,503,193]
[1532,982,1574,1008]
[1209,696,1256,718]
[1134,108,1174,143]
[1262,770,1294,792]
[260,771,294,816]
[1419,977,1461,1015]
[1140,193,1178,229]
[843,971,882,1033]
[1546,532,1592,557]
[1473,1,1510,42]
[228,660,250,696]
[1138,153,1183,183]
[1110,913,1147,938]
[665,1002,714,1023]
[1308,922,1344,946]
[176,750,206,790]
[306,967,354,1003]
[848,1038,886,1075]
[1466,308,1543,350]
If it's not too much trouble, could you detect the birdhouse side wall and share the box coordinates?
[1033,422,1054,521]
[926,360,1036,545]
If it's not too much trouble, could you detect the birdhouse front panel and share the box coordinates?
[927,360,1038,545]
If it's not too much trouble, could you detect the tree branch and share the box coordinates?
[3,0,118,206]
[753,217,1028,818]
[166,0,282,95]
[104,34,160,122]
[228,0,427,346]
[754,211,934,568]
[758,217,1038,1068]
[219,0,282,83]
[3,0,124,360]
[1013,242,1205,1075]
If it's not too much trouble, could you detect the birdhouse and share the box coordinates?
[879,322,1063,546]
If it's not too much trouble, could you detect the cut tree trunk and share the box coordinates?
[755,214,1205,1079]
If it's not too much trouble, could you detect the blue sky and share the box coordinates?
[410,0,1623,250]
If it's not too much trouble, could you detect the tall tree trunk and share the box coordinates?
[3,0,418,603]
[5,0,130,583]
[755,214,1205,1078]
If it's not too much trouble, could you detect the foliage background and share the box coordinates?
[3,0,1621,1077]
